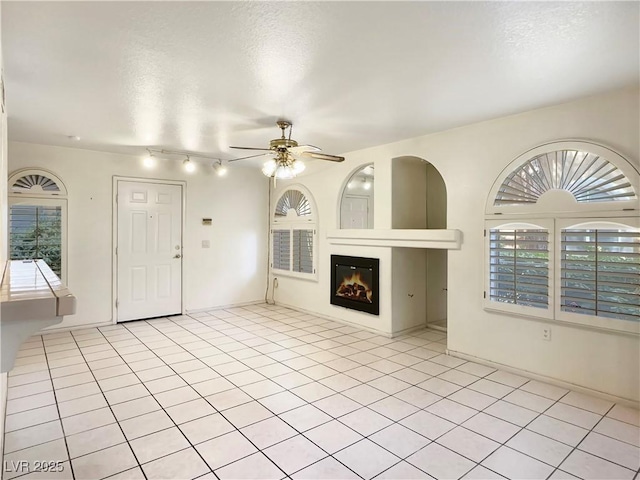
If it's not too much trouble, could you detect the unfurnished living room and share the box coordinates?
[0,2,638,480]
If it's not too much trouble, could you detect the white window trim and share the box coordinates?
[484,219,555,320]
[553,217,639,335]
[271,186,319,281]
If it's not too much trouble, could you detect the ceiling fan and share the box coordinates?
[229,120,345,181]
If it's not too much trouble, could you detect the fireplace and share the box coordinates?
[330,255,379,315]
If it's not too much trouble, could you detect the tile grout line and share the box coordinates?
[6,305,639,480]
[65,327,149,480]
[123,313,364,479]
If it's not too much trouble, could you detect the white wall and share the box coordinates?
[8,142,269,330]
[273,87,640,401]
[392,157,427,229]
[392,248,427,332]
[425,163,448,324]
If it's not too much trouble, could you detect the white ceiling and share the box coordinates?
[3,2,639,163]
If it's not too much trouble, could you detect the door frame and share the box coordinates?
[112,176,187,324]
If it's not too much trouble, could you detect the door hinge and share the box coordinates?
[483,229,486,237]
[115,194,118,203]
[115,247,118,255]
[115,299,119,308]
[483,291,486,299]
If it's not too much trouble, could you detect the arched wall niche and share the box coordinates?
[338,163,375,229]
[391,155,447,230]
[390,155,449,330]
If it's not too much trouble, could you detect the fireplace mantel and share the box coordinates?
[327,229,462,249]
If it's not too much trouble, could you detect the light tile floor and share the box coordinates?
[3,304,639,480]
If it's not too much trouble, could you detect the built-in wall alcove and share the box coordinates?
[340,164,374,229]
[391,156,448,332]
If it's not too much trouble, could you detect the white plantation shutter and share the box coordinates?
[561,229,639,322]
[292,229,314,274]
[272,229,290,271]
[271,188,317,279]
[489,229,550,309]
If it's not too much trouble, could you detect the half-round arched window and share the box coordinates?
[271,186,317,279]
[485,141,639,335]
[274,189,313,219]
[9,169,68,197]
[487,141,638,215]
[8,169,68,282]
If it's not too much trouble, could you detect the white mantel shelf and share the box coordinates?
[327,229,462,249]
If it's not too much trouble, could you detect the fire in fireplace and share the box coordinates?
[331,255,379,315]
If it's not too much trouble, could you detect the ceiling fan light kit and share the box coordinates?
[230,120,344,182]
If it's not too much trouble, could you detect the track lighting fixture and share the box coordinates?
[145,148,228,177]
[213,160,228,176]
[142,149,156,169]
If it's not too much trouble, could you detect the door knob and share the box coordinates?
[173,254,182,259]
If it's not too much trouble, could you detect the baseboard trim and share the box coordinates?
[40,321,114,334]
[187,299,265,314]
[447,349,640,408]
[273,301,431,339]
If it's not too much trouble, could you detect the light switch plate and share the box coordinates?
[202,240,210,248]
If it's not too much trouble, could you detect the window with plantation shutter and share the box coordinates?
[489,229,550,309]
[561,229,639,322]
[8,169,68,283]
[293,229,314,274]
[486,141,639,334]
[271,187,318,280]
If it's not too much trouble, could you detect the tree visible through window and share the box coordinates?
[10,205,63,275]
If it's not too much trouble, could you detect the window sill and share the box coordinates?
[271,269,319,282]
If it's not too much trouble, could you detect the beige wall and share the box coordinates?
[272,87,640,401]
[8,142,270,330]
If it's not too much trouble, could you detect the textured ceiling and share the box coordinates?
[3,1,639,164]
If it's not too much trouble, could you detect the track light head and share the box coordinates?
[183,156,196,173]
[213,160,228,176]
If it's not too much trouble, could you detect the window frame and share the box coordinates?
[8,196,68,285]
[554,217,639,335]
[271,186,319,281]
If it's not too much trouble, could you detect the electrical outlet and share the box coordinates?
[202,240,210,248]
[542,326,551,341]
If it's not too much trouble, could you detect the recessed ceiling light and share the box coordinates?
[67,135,81,141]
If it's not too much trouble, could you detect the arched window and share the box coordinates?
[8,169,68,282]
[485,141,639,334]
[271,187,317,279]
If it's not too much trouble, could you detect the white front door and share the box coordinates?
[116,181,182,322]
[341,196,369,229]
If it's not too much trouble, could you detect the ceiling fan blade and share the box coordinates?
[301,151,345,162]
[288,144,321,154]
[229,146,272,151]
[228,152,274,162]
